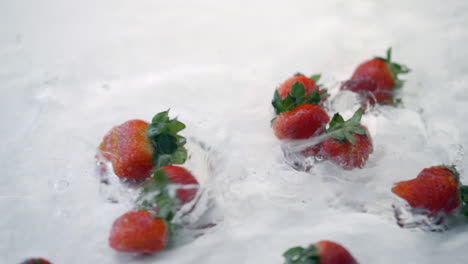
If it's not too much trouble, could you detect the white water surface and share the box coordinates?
[1,0,468,263]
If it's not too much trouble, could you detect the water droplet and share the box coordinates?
[54,180,69,192]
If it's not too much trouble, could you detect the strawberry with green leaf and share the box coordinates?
[318,108,373,169]
[393,165,468,218]
[109,210,169,253]
[341,48,410,105]
[276,73,327,102]
[283,240,358,264]
[272,80,330,140]
[21,259,52,264]
[137,165,199,221]
[99,110,187,180]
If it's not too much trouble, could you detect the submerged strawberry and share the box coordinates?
[21,259,52,264]
[109,210,169,253]
[283,240,358,264]
[98,110,187,180]
[341,48,410,105]
[137,165,199,221]
[318,108,373,169]
[162,165,199,204]
[392,165,467,217]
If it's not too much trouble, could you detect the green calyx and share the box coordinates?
[326,108,367,145]
[137,168,180,222]
[283,245,320,264]
[376,47,411,89]
[272,79,329,115]
[442,164,460,181]
[459,185,468,219]
[148,110,188,169]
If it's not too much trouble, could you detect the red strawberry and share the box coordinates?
[161,165,199,204]
[341,48,410,105]
[318,108,373,169]
[21,259,52,264]
[277,73,324,100]
[273,104,330,140]
[392,165,463,216]
[138,165,199,221]
[283,240,358,264]
[98,110,187,180]
[109,210,169,253]
[99,119,154,180]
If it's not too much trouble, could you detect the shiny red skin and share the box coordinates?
[162,165,199,205]
[99,120,154,180]
[342,58,395,105]
[273,104,330,140]
[109,210,168,253]
[316,240,359,264]
[21,259,52,264]
[319,126,373,169]
[278,75,319,99]
[392,166,460,216]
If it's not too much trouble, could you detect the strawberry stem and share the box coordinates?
[326,108,367,145]
[137,168,181,222]
[376,47,411,89]
[147,110,188,169]
[283,244,320,264]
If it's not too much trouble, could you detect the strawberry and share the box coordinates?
[392,165,467,217]
[161,165,199,204]
[318,108,373,169]
[273,104,330,140]
[109,210,169,253]
[98,110,187,180]
[283,240,358,264]
[272,75,328,117]
[20,259,52,264]
[277,73,325,100]
[138,165,200,218]
[341,48,410,105]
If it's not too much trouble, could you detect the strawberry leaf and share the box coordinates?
[376,47,410,89]
[310,74,321,82]
[148,110,188,169]
[271,81,328,115]
[326,108,367,145]
[283,245,320,264]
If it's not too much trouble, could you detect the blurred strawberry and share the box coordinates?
[341,48,410,105]
[21,259,52,264]
[283,240,358,264]
[98,110,187,180]
[109,210,169,253]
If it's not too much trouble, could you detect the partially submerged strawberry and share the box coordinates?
[109,210,169,253]
[283,240,358,264]
[318,108,373,169]
[161,165,199,204]
[138,165,200,220]
[392,165,467,217]
[21,259,52,264]
[98,110,187,180]
[341,48,410,105]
